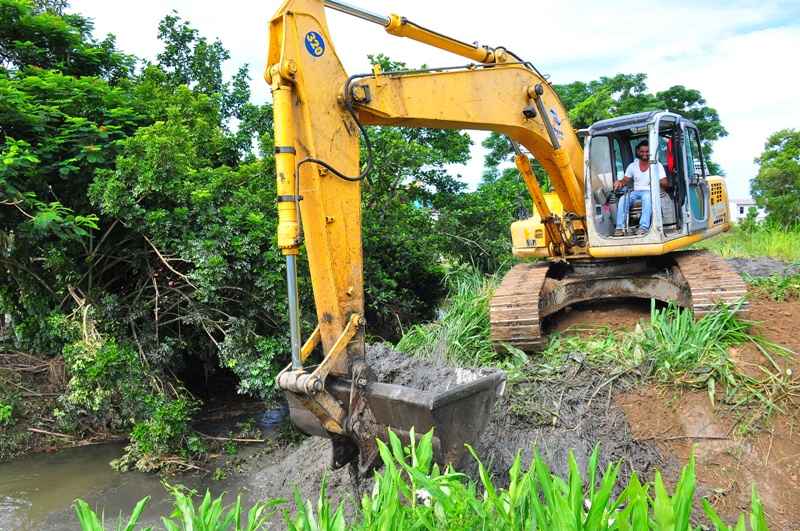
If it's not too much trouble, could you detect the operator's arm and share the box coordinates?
[614,163,633,190]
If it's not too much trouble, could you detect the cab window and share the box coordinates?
[686,128,704,178]
[612,138,625,180]
[589,135,613,203]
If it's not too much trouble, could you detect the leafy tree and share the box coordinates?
[656,85,727,174]
[359,54,472,336]
[0,0,134,79]
[751,129,800,226]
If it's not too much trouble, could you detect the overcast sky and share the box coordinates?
[71,0,800,198]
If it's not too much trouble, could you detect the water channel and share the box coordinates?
[0,405,288,530]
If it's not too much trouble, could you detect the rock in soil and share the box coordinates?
[727,257,799,277]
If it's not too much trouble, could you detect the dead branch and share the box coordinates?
[143,235,196,290]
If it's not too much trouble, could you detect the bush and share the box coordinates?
[396,265,518,367]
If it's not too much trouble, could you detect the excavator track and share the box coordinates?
[490,262,550,352]
[490,251,749,353]
[672,250,749,315]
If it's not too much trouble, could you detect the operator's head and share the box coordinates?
[636,140,649,161]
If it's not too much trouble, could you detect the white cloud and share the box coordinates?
[70,0,798,196]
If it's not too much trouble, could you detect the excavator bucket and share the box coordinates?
[285,370,506,470]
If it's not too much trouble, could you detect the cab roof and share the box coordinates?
[588,111,697,136]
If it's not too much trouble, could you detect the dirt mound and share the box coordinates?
[727,257,799,277]
[247,344,665,524]
[366,343,498,391]
[618,386,800,530]
[473,357,667,490]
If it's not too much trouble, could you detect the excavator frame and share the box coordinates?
[266,0,746,471]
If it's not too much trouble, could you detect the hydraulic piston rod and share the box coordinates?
[323,0,496,63]
[324,0,388,25]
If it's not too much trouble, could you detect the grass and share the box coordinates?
[745,273,800,301]
[396,266,506,366]
[74,487,283,531]
[542,301,797,432]
[75,430,770,530]
[694,223,800,262]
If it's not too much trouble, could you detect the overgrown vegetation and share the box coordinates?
[751,128,800,227]
[74,431,769,530]
[694,222,800,262]
[399,267,796,432]
[396,265,514,366]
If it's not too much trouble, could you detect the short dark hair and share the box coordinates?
[636,140,649,152]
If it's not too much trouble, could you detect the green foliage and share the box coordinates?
[751,128,800,226]
[0,401,12,425]
[59,335,150,429]
[73,488,283,531]
[694,223,800,262]
[160,486,283,531]
[0,0,135,78]
[128,395,201,459]
[437,167,532,272]
[73,496,151,531]
[396,266,516,366]
[744,273,800,302]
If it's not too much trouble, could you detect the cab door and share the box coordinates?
[682,124,709,233]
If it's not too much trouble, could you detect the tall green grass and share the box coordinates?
[75,430,770,530]
[694,223,800,262]
[396,266,504,366]
[73,488,282,531]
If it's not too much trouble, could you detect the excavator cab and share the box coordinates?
[582,111,725,248]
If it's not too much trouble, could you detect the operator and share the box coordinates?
[612,140,669,236]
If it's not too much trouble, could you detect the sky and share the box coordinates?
[71,0,800,198]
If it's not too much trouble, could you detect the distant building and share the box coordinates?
[728,197,766,223]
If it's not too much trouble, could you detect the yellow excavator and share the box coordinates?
[266,0,747,472]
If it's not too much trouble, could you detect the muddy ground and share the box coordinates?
[726,257,799,278]
[243,345,668,527]
[238,284,800,528]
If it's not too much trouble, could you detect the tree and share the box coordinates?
[656,85,727,174]
[751,129,800,226]
[360,54,472,336]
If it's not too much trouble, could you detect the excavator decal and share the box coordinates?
[304,31,325,57]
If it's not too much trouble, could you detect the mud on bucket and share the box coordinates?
[286,369,506,471]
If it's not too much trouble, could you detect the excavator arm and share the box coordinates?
[266,0,586,471]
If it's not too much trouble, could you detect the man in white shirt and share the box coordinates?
[613,140,668,236]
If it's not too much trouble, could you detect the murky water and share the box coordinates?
[0,405,288,530]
